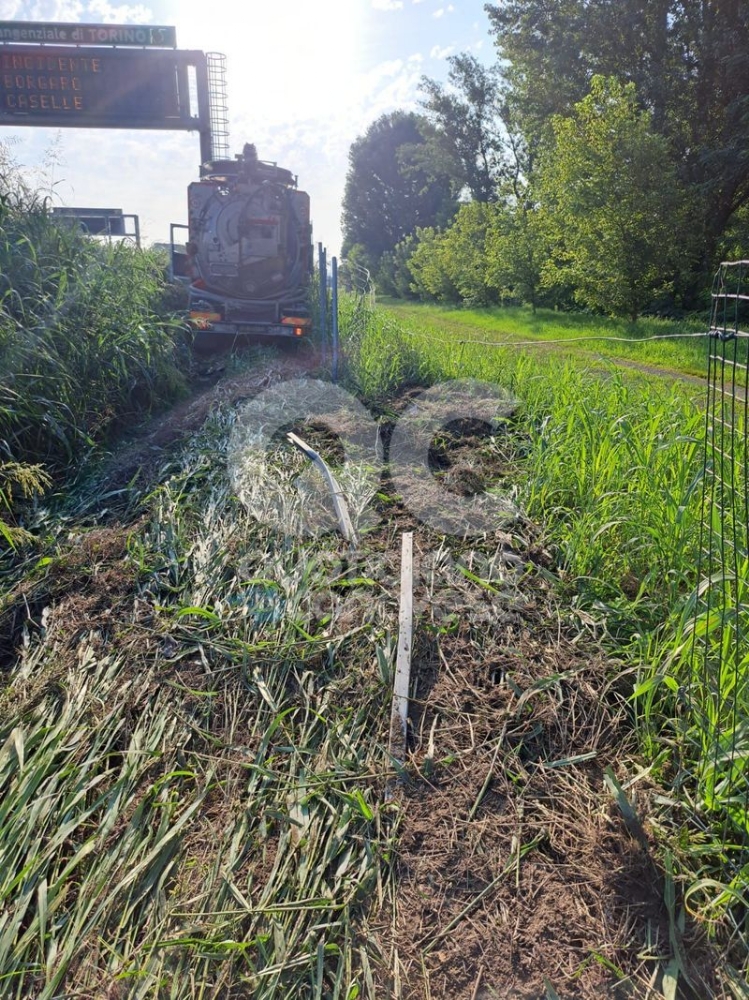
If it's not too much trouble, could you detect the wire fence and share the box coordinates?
[690,260,749,913]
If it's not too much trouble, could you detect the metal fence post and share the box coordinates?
[331,256,339,383]
[318,243,327,366]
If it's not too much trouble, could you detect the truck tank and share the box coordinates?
[173,144,312,344]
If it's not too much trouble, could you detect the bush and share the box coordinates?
[0,171,188,477]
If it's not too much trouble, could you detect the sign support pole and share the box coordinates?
[194,54,213,166]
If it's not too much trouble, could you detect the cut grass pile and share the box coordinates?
[0,406,396,999]
[0,384,735,998]
[383,301,708,378]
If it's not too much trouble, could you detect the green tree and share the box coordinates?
[485,0,749,290]
[401,205,506,306]
[377,235,420,299]
[539,76,685,321]
[719,202,749,265]
[438,202,497,304]
[407,227,460,303]
[485,1,674,140]
[418,54,505,202]
[485,197,547,311]
[341,111,457,268]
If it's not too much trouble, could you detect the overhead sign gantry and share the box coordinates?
[0,20,214,163]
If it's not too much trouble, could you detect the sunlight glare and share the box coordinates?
[168,1,366,123]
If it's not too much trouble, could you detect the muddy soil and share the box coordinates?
[101,346,320,495]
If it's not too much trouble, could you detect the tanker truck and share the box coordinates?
[171,144,312,348]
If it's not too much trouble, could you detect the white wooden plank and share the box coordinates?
[390,532,414,767]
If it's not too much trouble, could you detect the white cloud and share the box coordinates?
[28,1,84,18]
[85,1,153,20]
[231,53,424,253]
[433,7,444,17]
[412,0,426,4]
[407,52,423,63]
[3,0,151,18]
[371,0,402,9]
[430,44,453,59]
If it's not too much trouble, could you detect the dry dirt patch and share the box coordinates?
[373,612,722,1000]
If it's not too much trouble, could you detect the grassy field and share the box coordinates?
[0,182,188,547]
[382,301,709,379]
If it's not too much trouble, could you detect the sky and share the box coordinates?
[0,0,496,255]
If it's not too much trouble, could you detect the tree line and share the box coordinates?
[341,1,749,319]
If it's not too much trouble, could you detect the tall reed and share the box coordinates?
[0,178,186,477]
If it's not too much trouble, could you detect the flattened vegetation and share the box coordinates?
[0,369,730,999]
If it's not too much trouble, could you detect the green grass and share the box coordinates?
[343,294,706,624]
[0,182,188,483]
[383,301,708,378]
[340,293,748,956]
[0,407,396,998]
[0,280,745,993]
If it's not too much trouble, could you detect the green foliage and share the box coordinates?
[0,171,187,477]
[435,202,497,305]
[399,200,549,310]
[485,0,749,292]
[718,201,749,263]
[339,301,749,944]
[418,53,505,202]
[339,243,377,297]
[341,298,705,626]
[407,204,499,305]
[375,235,419,300]
[341,111,457,267]
[372,4,749,310]
[406,225,460,303]
[0,407,394,997]
[374,76,688,317]
[406,204,511,306]
[485,197,548,310]
[0,461,51,548]
[485,0,672,145]
[539,76,686,320]
[337,294,436,402]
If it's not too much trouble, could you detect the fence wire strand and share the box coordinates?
[692,261,749,907]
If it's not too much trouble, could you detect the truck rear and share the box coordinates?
[171,144,312,346]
